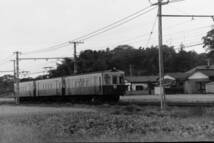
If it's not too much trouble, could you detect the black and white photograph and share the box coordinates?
[0,0,214,142]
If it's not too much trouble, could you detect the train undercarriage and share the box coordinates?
[18,94,120,104]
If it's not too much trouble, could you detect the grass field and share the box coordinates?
[1,103,214,142]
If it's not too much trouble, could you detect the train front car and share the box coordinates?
[101,70,127,102]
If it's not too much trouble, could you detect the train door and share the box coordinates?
[99,76,102,95]
[56,80,60,95]
[62,77,65,96]
[33,81,36,97]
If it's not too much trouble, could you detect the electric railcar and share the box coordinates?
[16,70,127,102]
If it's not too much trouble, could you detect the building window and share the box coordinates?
[210,76,214,81]
[136,85,144,91]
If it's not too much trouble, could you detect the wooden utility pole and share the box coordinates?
[12,60,16,97]
[69,41,84,74]
[14,51,21,104]
[152,0,169,110]
[13,60,16,83]
[158,0,166,110]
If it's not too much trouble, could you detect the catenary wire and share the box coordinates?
[21,6,154,55]
[145,10,158,47]
[73,6,153,41]
[22,42,70,55]
[80,7,157,41]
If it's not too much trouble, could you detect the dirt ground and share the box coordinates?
[0,105,95,117]
[0,96,214,142]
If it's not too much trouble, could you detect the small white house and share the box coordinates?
[125,76,158,95]
[184,70,214,94]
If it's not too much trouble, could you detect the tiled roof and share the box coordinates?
[200,70,214,77]
[165,72,190,80]
[125,76,158,83]
[186,65,214,74]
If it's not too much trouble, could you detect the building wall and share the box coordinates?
[131,83,148,91]
[184,80,208,94]
[125,82,154,95]
[184,80,196,94]
[206,82,214,93]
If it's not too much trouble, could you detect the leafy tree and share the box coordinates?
[109,45,138,75]
[78,50,110,73]
[203,29,214,63]
[163,45,177,72]
[49,58,74,78]
[203,29,214,51]
[0,74,14,95]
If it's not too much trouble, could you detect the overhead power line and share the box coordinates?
[162,14,214,18]
[184,43,203,49]
[0,71,13,73]
[78,7,157,41]
[145,10,158,47]
[22,42,70,55]
[73,6,153,41]
[21,6,155,55]
[19,57,72,61]
[110,24,210,48]
[0,61,12,66]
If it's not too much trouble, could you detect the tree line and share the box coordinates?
[46,45,208,78]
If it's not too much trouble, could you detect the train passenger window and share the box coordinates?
[99,77,102,91]
[119,76,124,84]
[112,76,117,84]
[104,74,111,85]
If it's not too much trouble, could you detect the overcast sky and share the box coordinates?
[0,0,213,77]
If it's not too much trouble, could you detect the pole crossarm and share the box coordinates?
[161,14,214,18]
[19,57,72,61]
[0,71,13,73]
[68,41,84,44]
[68,41,84,74]
[151,0,169,6]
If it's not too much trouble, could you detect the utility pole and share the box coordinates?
[9,60,16,96]
[14,51,21,104]
[13,60,16,84]
[158,0,165,110]
[69,41,84,74]
[152,0,169,110]
[151,0,214,110]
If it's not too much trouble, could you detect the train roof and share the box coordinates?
[19,69,125,83]
[62,69,124,78]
